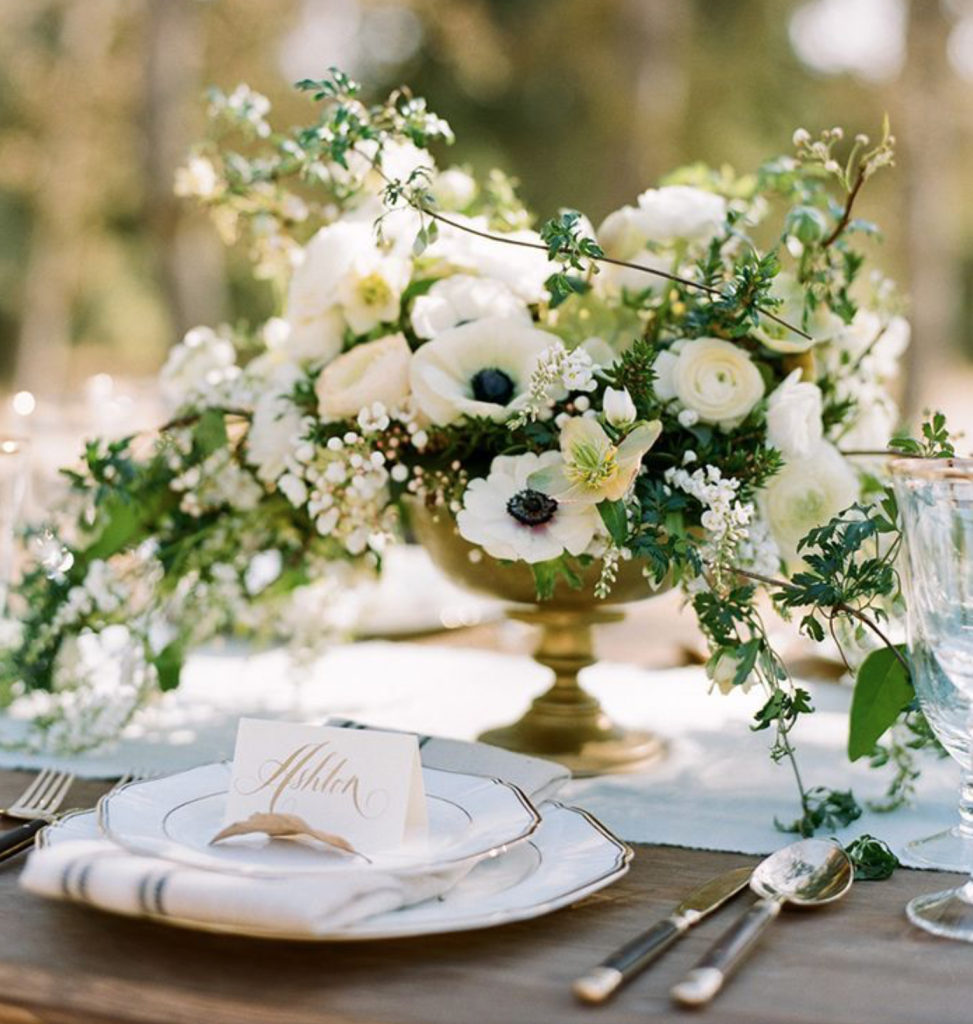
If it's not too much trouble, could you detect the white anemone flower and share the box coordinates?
[410,274,532,339]
[457,451,599,563]
[410,317,557,425]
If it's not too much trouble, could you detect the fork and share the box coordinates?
[0,768,76,861]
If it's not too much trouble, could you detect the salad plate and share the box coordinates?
[98,762,540,877]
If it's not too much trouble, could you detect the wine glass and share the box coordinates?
[902,609,973,869]
[892,457,973,938]
[0,437,29,618]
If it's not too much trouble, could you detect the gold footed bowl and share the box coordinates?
[406,499,670,777]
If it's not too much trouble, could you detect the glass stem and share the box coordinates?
[959,767,973,841]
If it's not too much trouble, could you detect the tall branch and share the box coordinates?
[822,167,866,248]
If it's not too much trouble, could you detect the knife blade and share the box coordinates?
[571,865,752,1004]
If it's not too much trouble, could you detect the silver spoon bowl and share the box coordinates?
[671,838,854,1006]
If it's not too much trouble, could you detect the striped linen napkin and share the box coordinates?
[20,725,569,935]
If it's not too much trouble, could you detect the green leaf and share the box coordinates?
[84,499,144,562]
[151,640,185,693]
[597,500,628,547]
[848,646,913,761]
[194,409,228,458]
[530,556,583,601]
[844,834,899,880]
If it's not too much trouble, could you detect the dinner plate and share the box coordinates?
[39,802,632,940]
[98,762,540,877]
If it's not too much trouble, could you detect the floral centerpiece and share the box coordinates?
[0,71,944,833]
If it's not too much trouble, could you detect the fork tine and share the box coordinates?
[39,771,75,815]
[19,769,68,815]
[13,768,52,810]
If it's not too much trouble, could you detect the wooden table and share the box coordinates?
[0,772,969,1024]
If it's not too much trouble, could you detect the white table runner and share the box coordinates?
[0,641,958,865]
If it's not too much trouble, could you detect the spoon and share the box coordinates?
[670,838,854,1007]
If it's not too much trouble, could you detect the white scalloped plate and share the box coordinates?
[38,801,631,940]
[98,762,540,877]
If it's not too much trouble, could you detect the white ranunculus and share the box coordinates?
[431,167,477,210]
[315,333,412,423]
[760,441,859,566]
[654,337,765,430]
[431,214,556,303]
[247,365,305,483]
[410,317,556,426]
[597,206,647,261]
[635,185,728,246]
[603,386,638,428]
[160,326,238,406]
[410,275,531,339]
[336,251,411,335]
[836,309,911,379]
[284,221,371,363]
[765,369,823,460]
[837,381,898,451]
[595,206,672,295]
[457,451,599,564]
[752,272,843,353]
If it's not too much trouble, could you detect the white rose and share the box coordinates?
[431,167,477,210]
[655,337,765,430]
[635,185,728,246]
[315,333,412,423]
[160,326,238,406]
[410,274,531,339]
[753,272,843,353]
[247,365,305,483]
[410,317,556,426]
[766,369,823,459]
[759,441,859,566]
[603,386,637,428]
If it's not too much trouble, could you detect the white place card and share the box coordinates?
[223,719,428,852]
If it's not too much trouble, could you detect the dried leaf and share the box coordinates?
[210,812,365,859]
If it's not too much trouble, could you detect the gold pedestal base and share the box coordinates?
[477,607,669,778]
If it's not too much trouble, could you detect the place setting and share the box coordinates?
[6,7,973,1021]
[15,718,632,943]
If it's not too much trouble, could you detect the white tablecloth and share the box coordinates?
[0,641,958,865]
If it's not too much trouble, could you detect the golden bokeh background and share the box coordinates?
[1,0,972,441]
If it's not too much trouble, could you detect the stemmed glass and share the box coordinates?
[893,457,973,938]
[0,437,29,618]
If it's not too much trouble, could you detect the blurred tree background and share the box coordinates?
[1,0,972,429]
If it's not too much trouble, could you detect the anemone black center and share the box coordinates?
[470,367,515,406]
[506,488,559,527]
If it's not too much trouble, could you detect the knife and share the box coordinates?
[572,865,752,1004]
